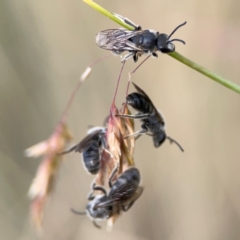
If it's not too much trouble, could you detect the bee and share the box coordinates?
[116,82,184,152]
[72,167,143,228]
[61,127,109,174]
[96,13,186,62]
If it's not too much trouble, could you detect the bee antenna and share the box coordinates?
[167,21,187,41]
[70,208,86,215]
[166,136,184,152]
[168,39,186,45]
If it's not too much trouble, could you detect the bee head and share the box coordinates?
[86,195,112,219]
[157,22,186,53]
[157,34,175,53]
[153,131,166,148]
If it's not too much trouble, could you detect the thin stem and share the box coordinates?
[126,55,151,96]
[111,61,126,111]
[122,55,151,113]
[60,80,83,123]
[61,54,112,123]
[169,51,240,94]
[89,53,112,68]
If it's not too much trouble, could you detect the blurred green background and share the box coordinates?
[1,0,240,239]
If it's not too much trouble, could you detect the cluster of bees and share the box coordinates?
[62,13,186,228]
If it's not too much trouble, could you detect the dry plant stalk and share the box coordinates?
[93,104,136,229]
[25,55,137,231]
[26,123,72,230]
[25,61,97,230]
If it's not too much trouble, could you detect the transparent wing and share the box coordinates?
[61,129,103,154]
[95,29,146,52]
[122,186,144,211]
[95,182,138,208]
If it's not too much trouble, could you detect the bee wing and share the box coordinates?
[96,29,146,52]
[61,129,103,154]
[131,82,165,125]
[122,186,144,211]
[75,129,104,152]
[95,182,138,208]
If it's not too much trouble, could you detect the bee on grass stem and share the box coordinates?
[96,13,186,62]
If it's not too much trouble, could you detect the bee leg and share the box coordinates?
[124,128,148,139]
[152,52,158,58]
[135,129,151,140]
[93,220,101,229]
[115,113,150,119]
[88,188,95,201]
[133,51,143,62]
[92,185,108,196]
[121,52,135,62]
[122,202,134,212]
[89,183,107,196]
[133,53,138,63]
[124,18,141,30]
[146,133,154,136]
[134,134,142,141]
[112,13,141,30]
[112,50,122,56]
[88,195,95,201]
[87,184,97,200]
[59,144,77,155]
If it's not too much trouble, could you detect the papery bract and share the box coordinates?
[26,123,72,230]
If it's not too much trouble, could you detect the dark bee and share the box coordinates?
[116,82,184,151]
[61,127,108,174]
[96,13,186,62]
[72,167,143,228]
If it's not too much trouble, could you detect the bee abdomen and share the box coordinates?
[83,145,101,174]
[127,93,153,113]
[117,168,141,186]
